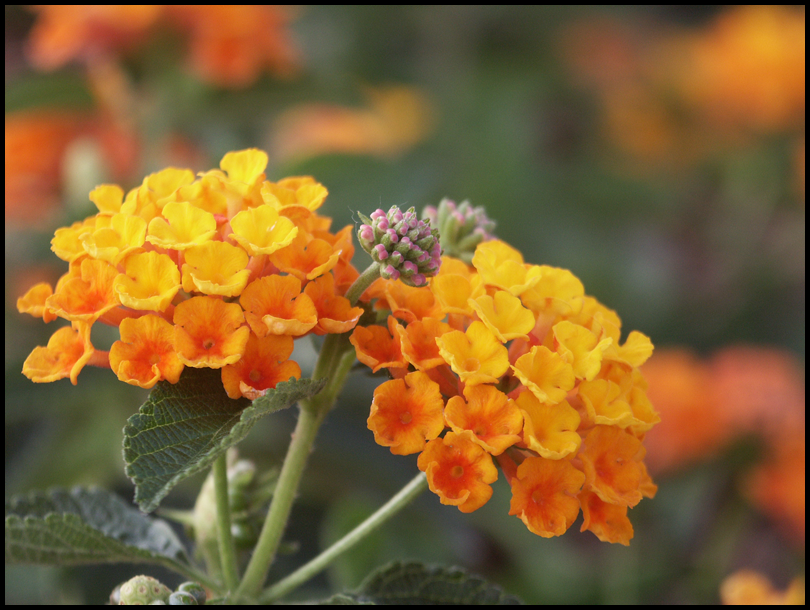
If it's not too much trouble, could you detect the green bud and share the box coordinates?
[177,582,207,606]
[118,575,171,605]
[168,591,198,605]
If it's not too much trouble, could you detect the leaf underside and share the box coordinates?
[5,486,189,569]
[123,368,326,513]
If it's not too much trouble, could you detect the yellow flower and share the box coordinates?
[516,391,581,459]
[229,205,298,255]
[511,345,575,404]
[468,290,535,342]
[80,212,146,263]
[114,251,181,312]
[110,315,184,388]
[435,321,509,385]
[146,201,218,250]
[552,320,612,381]
[472,240,542,296]
[89,184,124,215]
[181,241,251,297]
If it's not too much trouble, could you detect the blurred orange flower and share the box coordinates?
[270,85,435,162]
[720,570,805,605]
[26,5,299,87]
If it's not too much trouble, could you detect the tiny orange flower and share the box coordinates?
[367,371,445,455]
[22,322,95,385]
[110,315,184,388]
[444,385,523,455]
[270,234,341,281]
[350,318,408,373]
[222,334,301,400]
[508,456,586,538]
[240,275,317,337]
[578,490,634,546]
[578,425,645,508]
[418,432,499,513]
[303,273,363,335]
[391,316,452,371]
[46,258,120,323]
[173,296,250,368]
[17,282,57,323]
[379,281,443,323]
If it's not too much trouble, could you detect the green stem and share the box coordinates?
[259,472,428,603]
[235,404,326,598]
[156,557,221,594]
[213,454,240,592]
[345,261,381,305]
[234,261,381,600]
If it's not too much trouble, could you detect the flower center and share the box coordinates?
[450,465,464,479]
[249,369,262,383]
[531,489,546,505]
[399,411,413,424]
[148,354,161,366]
[202,338,216,350]
[463,357,480,372]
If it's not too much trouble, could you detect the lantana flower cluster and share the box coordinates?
[353,238,660,544]
[18,149,363,399]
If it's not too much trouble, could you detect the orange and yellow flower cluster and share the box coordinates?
[18,149,363,399]
[353,239,659,544]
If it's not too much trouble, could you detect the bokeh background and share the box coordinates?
[5,5,804,604]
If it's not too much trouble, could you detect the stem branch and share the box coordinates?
[259,472,428,603]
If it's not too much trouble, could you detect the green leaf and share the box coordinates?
[123,368,326,513]
[5,487,189,570]
[323,561,523,605]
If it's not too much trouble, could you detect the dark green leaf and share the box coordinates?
[5,487,189,569]
[123,368,326,512]
[327,560,522,605]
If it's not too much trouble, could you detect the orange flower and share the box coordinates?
[578,425,645,508]
[418,432,498,513]
[270,234,341,282]
[508,456,586,538]
[578,490,633,546]
[46,258,120,323]
[17,282,57,323]
[379,281,443,323]
[222,334,301,400]
[110,315,184,388]
[173,296,249,368]
[240,275,317,337]
[303,273,363,335]
[391,317,452,371]
[350,319,408,373]
[444,385,522,455]
[367,371,445,455]
[22,323,95,385]
[720,570,805,605]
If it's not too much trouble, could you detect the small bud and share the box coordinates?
[356,205,442,287]
[177,582,207,606]
[118,575,172,605]
[168,591,198,605]
[422,198,495,264]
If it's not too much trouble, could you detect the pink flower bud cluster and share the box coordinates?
[357,205,442,287]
